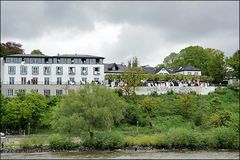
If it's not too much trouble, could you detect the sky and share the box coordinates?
[1,1,239,66]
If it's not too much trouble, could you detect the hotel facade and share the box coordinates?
[0,54,105,96]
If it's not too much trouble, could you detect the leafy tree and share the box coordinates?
[0,42,24,57]
[155,64,165,69]
[120,57,143,97]
[51,84,127,138]
[176,94,196,119]
[31,49,44,55]
[1,93,48,133]
[163,52,178,68]
[226,50,240,78]
[140,96,157,128]
[207,110,232,128]
[206,48,226,83]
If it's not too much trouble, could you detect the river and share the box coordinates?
[1,150,239,159]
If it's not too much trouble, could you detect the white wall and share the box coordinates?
[156,68,169,74]
[2,63,104,85]
[175,71,201,76]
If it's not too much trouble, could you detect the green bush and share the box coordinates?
[82,132,124,150]
[124,134,168,148]
[31,137,45,148]
[167,128,200,148]
[48,134,79,150]
[19,138,34,149]
[205,127,238,149]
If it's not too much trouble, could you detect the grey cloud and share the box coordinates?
[1,1,239,65]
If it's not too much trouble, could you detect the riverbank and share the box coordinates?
[1,146,239,154]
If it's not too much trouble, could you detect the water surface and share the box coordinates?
[1,150,239,159]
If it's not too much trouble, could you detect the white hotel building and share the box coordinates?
[0,54,105,96]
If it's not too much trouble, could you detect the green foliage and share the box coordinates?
[51,84,127,137]
[205,127,238,149]
[19,138,34,149]
[82,132,124,150]
[140,96,157,127]
[226,50,240,78]
[176,94,197,119]
[206,110,231,128]
[31,49,43,55]
[0,42,24,57]
[167,128,201,148]
[48,134,78,150]
[1,92,48,132]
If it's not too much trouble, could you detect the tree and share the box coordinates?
[163,52,178,68]
[31,49,44,55]
[226,50,240,78]
[176,94,197,119]
[51,84,127,138]
[0,42,24,57]
[120,57,143,97]
[156,63,165,69]
[140,96,157,128]
[1,93,48,133]
[206,48,226,83]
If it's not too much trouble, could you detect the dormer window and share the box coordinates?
[96,59,100,64]
[71,58,74,64]
[82,58,86,64]
[57,58,60,63]
[45,58,49,64]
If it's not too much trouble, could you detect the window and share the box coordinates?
[82,78,87,82]
[20,66,27,75]
[96,59,100,64]
[56,89,63,96]
[57,77,62,85]
[31,77,38,85]
[81,58,86,64]
[56,66,63,75]
[44,89,51,96]
[93,67,100,75]
[94,78,99,82]
[32,66,39,75]
[31,89,38,93]
[71,58,74,64]
[21,77,27,85]
[68,67,76,75]
[8,66,16,75]
[7,89,13,96]
[44,77,50,85]
[194,72,198,75]
[81,67,88,75]
[18,89,26,94]
[69,77,75,85]
[187,72,191,75]
[43,67,51,75]
[9,77,14,85]
[44,58,49,64]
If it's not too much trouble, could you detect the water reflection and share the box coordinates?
[2,150,239,159]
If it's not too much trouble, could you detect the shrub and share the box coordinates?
[123,134,168,148]
[48,134,79,150]
[82,132,124,150]
[205,127,238,149]
[167,128,200,148]
[19,138,33,149]
[31,137,45,148]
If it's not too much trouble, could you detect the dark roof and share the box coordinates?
[142,66,156,74]
[175,64,201,72]
[104,63,127,73]
[5,54,105,59]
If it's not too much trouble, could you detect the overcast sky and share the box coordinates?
[1,1,239,66]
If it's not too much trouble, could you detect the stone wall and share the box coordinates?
[135,86,216,95]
